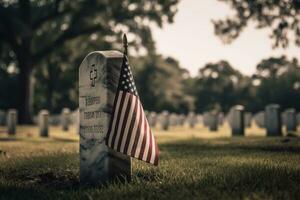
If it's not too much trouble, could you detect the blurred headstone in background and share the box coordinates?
[79,51,131,185]
[208,111,218,131]
[39,110,49,137]
[187,112,197,128]
[218,112,224,126]
[61,108,70,131]
[203,112,210,127]
[285,108,296,133]
[196,114,202,126]
[0,110,6,125]
[7,109,17,135]
[148,112,158,128]
[179,114,186,126]
[161,111,170,130]
[244,112,252,128]
[169,113,178,127]
[254,111,265,128]
[265,104,282,136]
[231,105,245,136]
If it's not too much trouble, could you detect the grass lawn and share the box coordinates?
[0,124,299,200]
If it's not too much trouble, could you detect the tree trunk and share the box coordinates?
[18,59,33,124]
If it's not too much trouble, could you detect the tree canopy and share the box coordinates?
[213,0,300,48]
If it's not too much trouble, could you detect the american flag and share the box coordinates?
[106,48,159,166]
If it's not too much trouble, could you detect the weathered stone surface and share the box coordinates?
[230,105,245,136]
[7,109,17,135]
[39,110,49,137]
[285,108,296,133]
[265,104,282,136]
[79,51,131,185]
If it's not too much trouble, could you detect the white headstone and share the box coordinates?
[230,105,245,136]
[39,110,49,137]
[7,109,17,135]
[208,111,218,131]
[61,108,70,131]
[265,104,282,136]
[79,51,131,185]
[285,108,296,133]
[161,111,170,130]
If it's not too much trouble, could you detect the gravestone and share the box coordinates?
[0,110,6,125]
[218,112,224,125]
[39,110,49,137]
[79,51,131,185]
[148,112,158,127]
[208,111,218,131]
[285,108,296,133]
[7,109,17,135]
[203,112,210,127]
[244,112,252,128]
[179,114,186,126]
[187,112,197,128]
[61,108,70,131]
[169,113,178,127]
[231,105,245,136]
[265,104,282,136]
[161,111,170,130]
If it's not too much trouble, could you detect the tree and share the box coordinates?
[213,0,300,48]
[134,55,194,113]
[0,0,179,123]
[194,60,250,113]
[251,56,300,111]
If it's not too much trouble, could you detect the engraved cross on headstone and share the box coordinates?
[90,64,97,87]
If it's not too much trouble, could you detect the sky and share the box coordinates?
[151,0,300,76]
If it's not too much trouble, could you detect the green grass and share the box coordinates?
[0,124,299,199]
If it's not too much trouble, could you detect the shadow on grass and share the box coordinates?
[0,137,22,142]
[0,137,300,199]
[51,137,78,143]
[159,137,300,156]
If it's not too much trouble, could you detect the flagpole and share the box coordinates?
[123,34,128,56]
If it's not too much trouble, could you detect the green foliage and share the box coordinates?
[0,0,179,122]
[213,0,300,48]
[251,56,300,111]
[193,60,252,113]
[133,55,194,113]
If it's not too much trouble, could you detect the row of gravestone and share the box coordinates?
[224,104,299,136]
[0,108,79,137]
[145,111,201,130]
[253,104,300,135]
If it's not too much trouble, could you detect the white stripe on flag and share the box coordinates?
[150,131,156,164]
[113,93,130,149]
[120,96,137,153]
[134,103,145,158]
[142,117,150,161]
[108,91,123,147]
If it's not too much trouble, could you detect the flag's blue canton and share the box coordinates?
[119,56,138,96]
